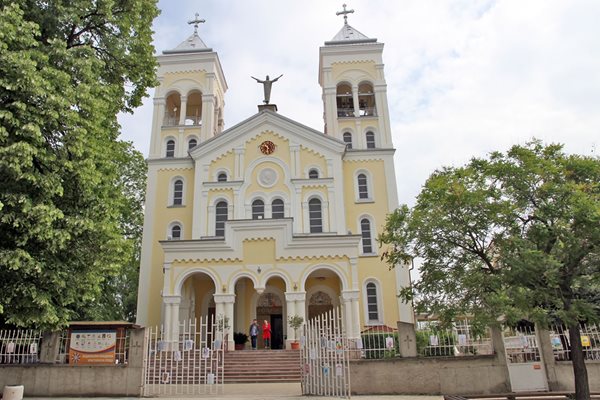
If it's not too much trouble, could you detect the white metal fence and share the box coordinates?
[143,316,224,397]
[550,323,600,361]
[414,319,493,357]
[359,325,399,359]
[301,308,351,398]
[0,329,42,364]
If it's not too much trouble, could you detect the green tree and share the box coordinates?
[379,141,600,400]
[0,1,157,329]
[75,142,146,322]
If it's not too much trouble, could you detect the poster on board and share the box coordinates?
[69,330,117,365]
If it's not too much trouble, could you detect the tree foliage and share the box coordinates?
[379,141,599,399]
[0,0,157,329]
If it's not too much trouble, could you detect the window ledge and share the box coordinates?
[167,204,186,208]
[360,253,379,257]
[355,199,375,204]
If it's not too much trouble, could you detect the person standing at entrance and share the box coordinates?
[262,320,272,349]
[249,319,259,350]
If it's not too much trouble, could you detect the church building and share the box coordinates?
[136,7,414,350]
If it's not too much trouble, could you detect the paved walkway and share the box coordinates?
[25,382,444,399]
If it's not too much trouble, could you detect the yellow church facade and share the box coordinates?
[136,12,413,349]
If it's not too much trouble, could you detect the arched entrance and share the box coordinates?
[304,268,341,320]
[178,272,216,323]
[256,276,286,349]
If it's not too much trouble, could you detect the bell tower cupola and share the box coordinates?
[319,4,393,150]
[148,14,228,159]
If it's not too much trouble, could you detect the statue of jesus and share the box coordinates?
[251,74,283,104]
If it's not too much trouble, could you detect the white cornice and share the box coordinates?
[343,148,395,161]
[160,218,360,263]
[147,158,193,169]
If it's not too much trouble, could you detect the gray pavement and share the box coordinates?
[24,382,444,399]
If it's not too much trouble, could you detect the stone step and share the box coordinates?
[146,349,302,384]
[222,349,301,383]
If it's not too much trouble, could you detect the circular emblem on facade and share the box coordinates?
[258,168,278,188]
[259,140,276,155]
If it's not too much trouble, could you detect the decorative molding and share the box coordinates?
[309,291,333,306]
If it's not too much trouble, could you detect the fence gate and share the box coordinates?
[143,316,224,396]
[503,325,548,392]
[301,307,351,398]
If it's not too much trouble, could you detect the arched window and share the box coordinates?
[215,201,228,237]
[358,82,377,117]
[272,199,284,219]
[336,83,354,117]
[309,198,323,233]
[366,282,379,321]
[173,179,183,205]
[366,131,376,149]
[164,92,181,126]
[188,138,197,150]
[343,132,353,149]
[217,172,227,182]
[358,173,369,199]
[252,199,265,220]
[170,224,182,240]
[308,169,319,179]
[166,139,175,158]
[361,218,373,253]
[184,91,202,125]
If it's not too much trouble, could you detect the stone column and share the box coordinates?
[352,84,360,118]
[162,295,181,348]
[285,292,306,348]
[214,293,235,351]
[178,95,187,125]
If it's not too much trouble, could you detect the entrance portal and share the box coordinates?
[256,292,284,349]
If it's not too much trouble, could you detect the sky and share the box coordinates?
[118,0,600,207]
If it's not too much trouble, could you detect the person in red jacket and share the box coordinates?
[262,320,272,349]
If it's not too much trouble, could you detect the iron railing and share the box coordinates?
[415,319,493,357]
[549,323,600,361]
[0,329,42,364]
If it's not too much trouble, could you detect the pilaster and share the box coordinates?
[341,290,360,339]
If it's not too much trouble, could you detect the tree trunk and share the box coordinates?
[568,323,590,400]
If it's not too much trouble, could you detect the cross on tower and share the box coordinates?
[188,13,205,35]
[336,4,354,25]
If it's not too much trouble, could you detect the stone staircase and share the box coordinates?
[224,349,301,383]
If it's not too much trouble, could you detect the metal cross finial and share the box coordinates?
[188,13,206,35]
[336,3,354,25]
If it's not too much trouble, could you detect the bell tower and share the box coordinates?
[148,14,228,160]
[319,5,393,150]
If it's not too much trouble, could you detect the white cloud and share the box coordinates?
[118,0,600,206]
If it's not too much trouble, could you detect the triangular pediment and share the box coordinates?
[189,110,346,161]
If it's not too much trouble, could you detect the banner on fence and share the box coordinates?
[69,330,116,365]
